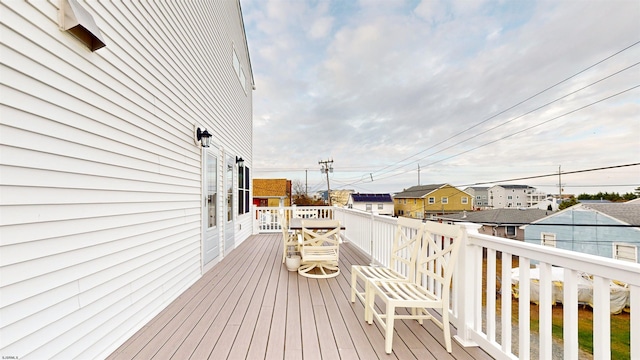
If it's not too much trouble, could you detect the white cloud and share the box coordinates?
[243,0,640,196]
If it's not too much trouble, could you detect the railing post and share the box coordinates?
[454,223,480,347]
[252,205,260,234]
[369,211,377,266]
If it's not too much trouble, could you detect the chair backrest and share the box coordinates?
[417,221,464,303]
[300,220,341,250]
[390,217,425,282]
[279,209,290,239]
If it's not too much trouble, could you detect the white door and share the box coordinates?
[203,150,219,265]
[224,154,235,255]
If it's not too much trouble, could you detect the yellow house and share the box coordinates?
[394,184,473,219]
[253,179,292,207]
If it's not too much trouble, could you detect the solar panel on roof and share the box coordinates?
[352,194,392,202]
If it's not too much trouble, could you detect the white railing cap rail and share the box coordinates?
[464,225,640,286]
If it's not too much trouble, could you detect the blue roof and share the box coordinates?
[352,193,393,202]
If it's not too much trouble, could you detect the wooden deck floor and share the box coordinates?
[107,233,493,360]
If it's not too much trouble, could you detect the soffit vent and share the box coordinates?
[59,0,106,51]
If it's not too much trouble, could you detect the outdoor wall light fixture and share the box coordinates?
[195,127,212,148]
[236,156,244,166]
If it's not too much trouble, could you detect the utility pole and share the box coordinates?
[558,165,562,200]
[319,159,334,206]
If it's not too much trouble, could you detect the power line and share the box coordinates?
[362,84,639,185]
[365,40,640,179]
[364,66,639,183]
[254,42,640,191]
[460,163,640,187]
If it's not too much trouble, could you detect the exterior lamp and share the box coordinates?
[236,156,244,167]
[196,127,212,148]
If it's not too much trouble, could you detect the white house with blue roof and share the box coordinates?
[347,193,394,215]
[522,202,640,263]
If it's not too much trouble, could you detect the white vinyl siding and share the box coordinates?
[0,1,252,359]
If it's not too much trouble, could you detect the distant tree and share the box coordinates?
[292,179,306,197]
[293,194,315,205]
[291,180,325,205]
[558,197,579,210]
[577,191,632,202]
[577,193,592,200]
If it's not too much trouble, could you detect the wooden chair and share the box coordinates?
[298,219,341,278]
[365,221,464,353]
[350,217,424,305]
[280,210,298,264]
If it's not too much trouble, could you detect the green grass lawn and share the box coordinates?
[528,303,630,359]
[486,257,631,358]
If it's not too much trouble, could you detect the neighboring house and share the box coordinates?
[438,209,550,240]
[0,1,253,358]
[487,184,548,208]
[464,186,490,209]
[522,203,640,263]
[331,190,354,207]
[316,189,349,205]
[331,189,354,208]
[530,198,560,211]
[347,193,394,215]
[394,184,473,219]
[252,179,292,207]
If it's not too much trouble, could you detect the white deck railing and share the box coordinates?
[253,206,639,360]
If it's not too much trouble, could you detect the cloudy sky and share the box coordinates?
[241,0,639,197]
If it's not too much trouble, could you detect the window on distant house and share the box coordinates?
[506,226,516,237]
[476,195,481,200]
[414,199,417,204]
[378,204,384,210]
[428,197,435,204]
[441,197,448,204]
[508,195,513,200]
[462,197,468,204]
[614,243,637,262]
[541,232,556,247]
[366,204,372,211]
